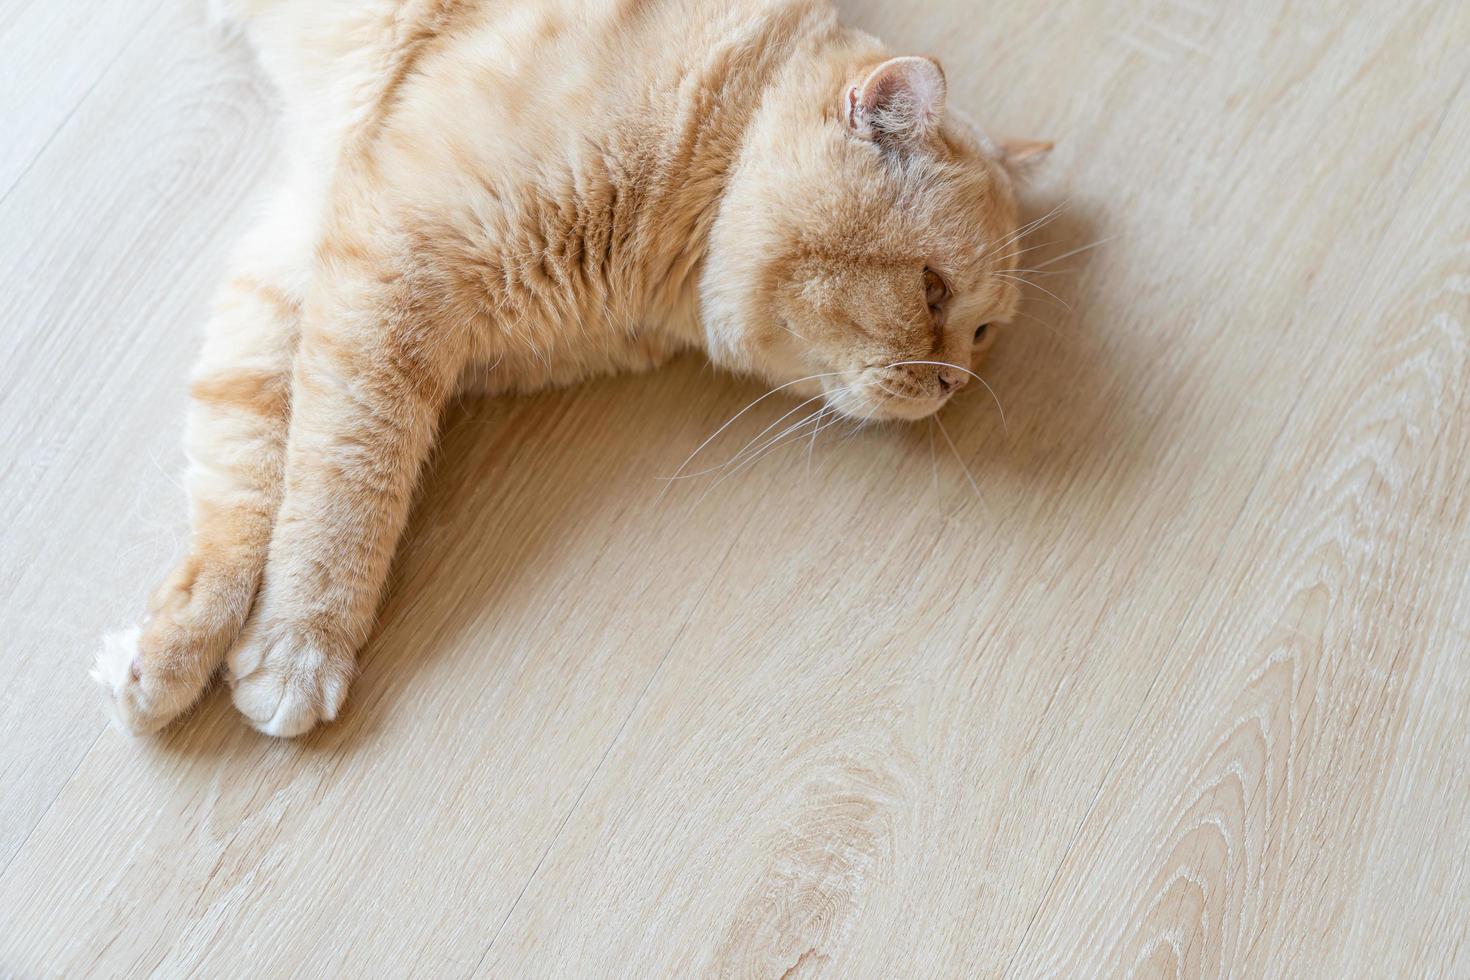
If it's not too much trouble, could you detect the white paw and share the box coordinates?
[91,628,181,735]
[228,626,353,738]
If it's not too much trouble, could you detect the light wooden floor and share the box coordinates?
[2,0,1468,976]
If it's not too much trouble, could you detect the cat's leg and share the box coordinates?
[226,266,462,737]
[93,232,304,734]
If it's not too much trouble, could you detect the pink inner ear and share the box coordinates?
[850,56,947,146]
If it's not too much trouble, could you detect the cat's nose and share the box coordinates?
[937,366,968,393]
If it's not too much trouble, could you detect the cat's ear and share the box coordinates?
[846,56,947,151]
[997,137,1054,174]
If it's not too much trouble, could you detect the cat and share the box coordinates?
[92,0,1050,738]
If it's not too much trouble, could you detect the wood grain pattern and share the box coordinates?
[1,0,1466,976]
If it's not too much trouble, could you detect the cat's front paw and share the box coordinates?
[91,626,204,735]
[227,622,354,738]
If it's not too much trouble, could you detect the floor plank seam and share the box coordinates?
[468,510,751,974]
[0,725,106,880]
[0,0,169,208]
[1001,79,1470,968]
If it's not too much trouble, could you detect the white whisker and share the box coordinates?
[715,379,880,482]
[841,401,883,443]
[993,272,1073,312]
[697,404,830,502]
[935,414,987,510]
[882,359,1008,435]
[680,380,892,502]
[806,404,834,475]
[1030,233,1121,270]
[994,207,1061,254]
[928,418,940,498]
[664,390,829,482]
[1004,238,1057,263]
[985,201,1068,263]
[807,405,850,444]
[656,369,853,496]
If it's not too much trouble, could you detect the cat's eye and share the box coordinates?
[923,268,949,311]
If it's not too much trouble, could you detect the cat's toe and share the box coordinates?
[228,629,353,738]
[91,628,190,735]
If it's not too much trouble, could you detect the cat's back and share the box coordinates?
[312,0,836,248]
[244,0,828,123]
[242,0,841,354]
[386,0,832,149]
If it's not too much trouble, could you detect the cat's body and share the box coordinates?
[94,0,1047,736]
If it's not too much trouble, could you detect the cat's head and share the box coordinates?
[702,51,1050,422]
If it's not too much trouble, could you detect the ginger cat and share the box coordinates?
[93,0,1049,737]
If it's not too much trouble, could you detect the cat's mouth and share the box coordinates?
[822,371,953,422]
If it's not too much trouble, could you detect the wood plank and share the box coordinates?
[0,0,275,872]
[0,0,168,196]
[476,1,1470,975]
[0,0,1466,974]
[1007,75,1470,979]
